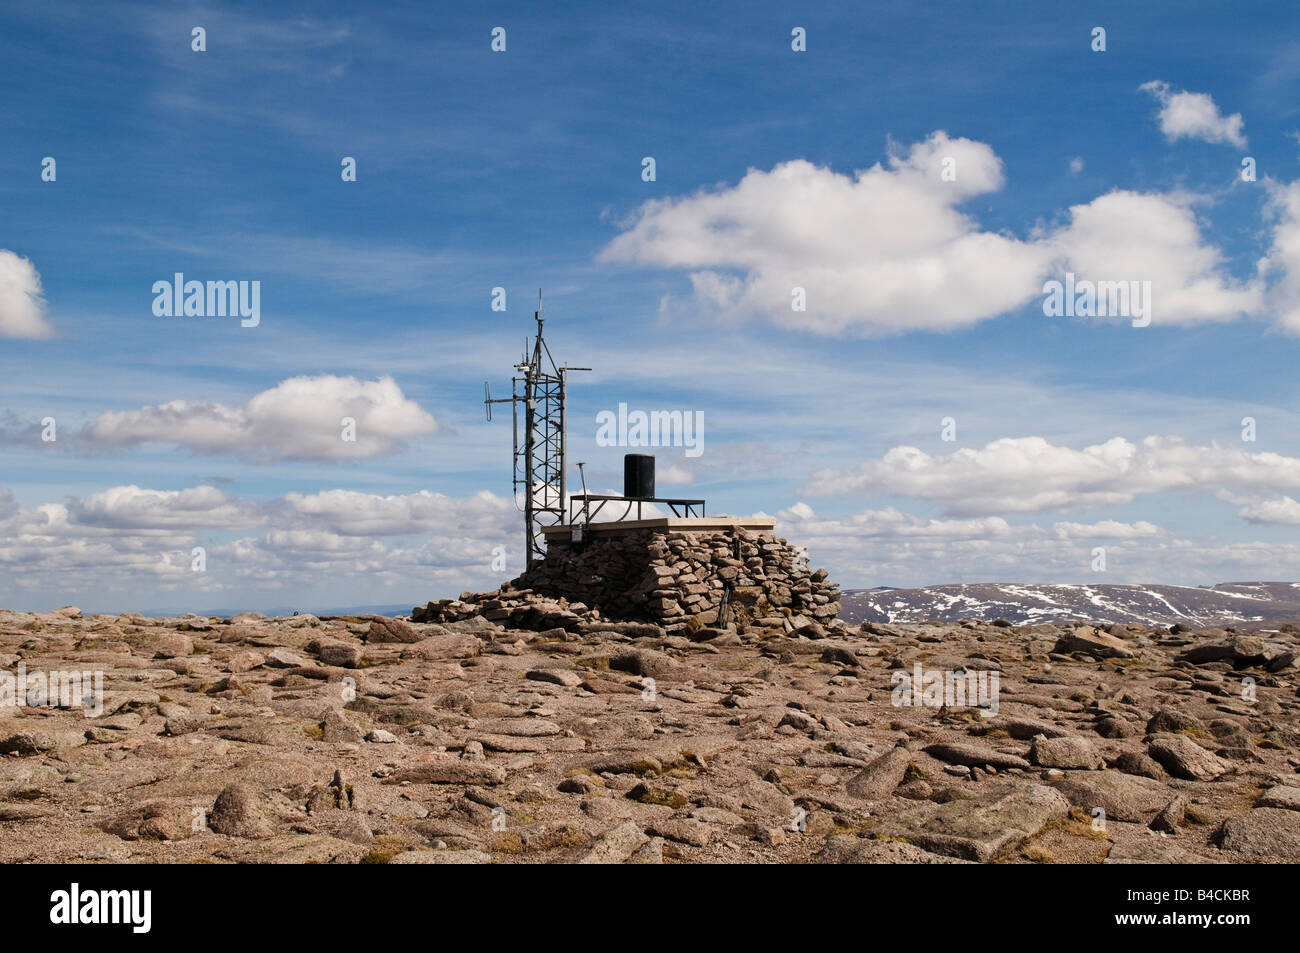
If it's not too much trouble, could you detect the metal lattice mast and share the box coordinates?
[485,293,588,569]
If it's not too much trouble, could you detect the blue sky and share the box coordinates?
[4,0,1300,613]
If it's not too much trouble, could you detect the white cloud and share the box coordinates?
[1047,190,1262,325]
[83,375,438,460]
[67,485,265,530]
[0,497,200,592]
[1,478,1297,605]
[261,529,387,560]
[657,464,695,486]
[1259,178,1300,335]
[835,534,1300,589]
[804,435,1300,516]
[779,501,817,521]
[0,483,519,606]
[601,132,1258,333]
[777,502,1018,539]
[1233,495,1300,526]
[1068,157,1085,175]
[1052,520,1164,540]
[600,132,1053,335]
[282,488,511,536]
[0,250,54,339]
[769,503,1300,588]
[1140,81,1247,147]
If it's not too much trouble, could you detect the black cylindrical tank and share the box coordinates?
[624,453,655,499]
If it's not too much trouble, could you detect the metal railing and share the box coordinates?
[568,494,706,525]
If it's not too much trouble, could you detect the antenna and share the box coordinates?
[484,291,591,569]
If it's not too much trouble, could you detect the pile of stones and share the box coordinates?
[414,526,841,636]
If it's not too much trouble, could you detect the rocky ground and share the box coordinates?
[2,602,1299,864]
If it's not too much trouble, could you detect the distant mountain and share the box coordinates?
[839,582,1300,630]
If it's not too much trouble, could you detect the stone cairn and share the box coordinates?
[414,526,842,638]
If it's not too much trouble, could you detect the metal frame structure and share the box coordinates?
[485,294,588,568]
[485,295,708,566]
[568,494,706,524]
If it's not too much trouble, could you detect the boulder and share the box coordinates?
[1216,808,1300,860]
[1053,626,1136,659]
[1177,635,1270,668]
[208,783,273,838]
[1147,734,1229,781]
[845,744,913,800]
[365,616,423,643]
[1029,735,1103,770]
[400,633,482,660]
[923,742,1031,771]
[1052,771,1175,822]
[578,821,649,864]
[872,784,1069,862]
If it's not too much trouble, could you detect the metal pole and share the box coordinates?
[485,294,587,571]
[523,344,535,569]
[559,368,567,530]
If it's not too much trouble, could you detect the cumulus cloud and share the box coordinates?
[600,132,1053,335]
[1140,81,1246,147]
[67,485,265,530]
[0,250,54,339]
[769,502,1300,588]
[1,479,1297,603]
[0,483,519,606]
[601,132,1257,333]
[804,436,1300,516]
[842,534,1300,589]
[1052,520,1164,540]
[656,464,695,486]
[1259,178,1300,335]
[281,488,512,536]
[1231,494,1300,526]
[1046,190,1263,325]
[83,375,438,460]
[777,502,1018,539]
[0,495,201,595]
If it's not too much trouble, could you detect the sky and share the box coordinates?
[4,0,1300,613]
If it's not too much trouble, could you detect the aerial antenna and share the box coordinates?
[484,291,590,569]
